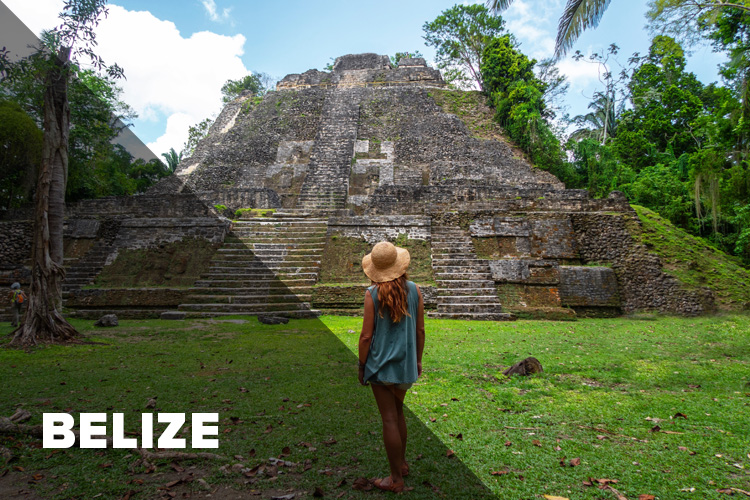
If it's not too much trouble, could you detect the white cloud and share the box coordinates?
[3,0,63,37]
[555,54,606,93]
[201,0,232,23]
[146,112,196,159]
[502,0,561,59]
[4,1,250,158]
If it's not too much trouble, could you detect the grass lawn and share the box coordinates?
[0,314,749,499]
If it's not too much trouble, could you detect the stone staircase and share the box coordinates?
[296,88,363,210]
[62,241,115,294]
[177,212,328,317]
[429,225,514,321]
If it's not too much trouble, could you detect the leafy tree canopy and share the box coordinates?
[423,4,506,89]
[221,73,273,103]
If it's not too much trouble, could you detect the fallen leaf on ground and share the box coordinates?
[532,439,542,447]
[446,449,455,458]
[638,495,655,500]
[543,495,569,500]
[570,458,581,467]
[351,477,372,491]
[601,485,628,500]
[490,469,509,476]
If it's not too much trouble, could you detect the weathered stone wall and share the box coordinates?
[66,194,214,218]
[176,88,327,195]
[110,218,228,254]
[0,221,33,266]
[558,266,620,307]
[570,213,715,315]
[366,187,631,215]
[312,284,437,312]
[327,216,431,243]
[277,53,444,89]
[66,288,190,309]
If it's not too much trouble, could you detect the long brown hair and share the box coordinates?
[373,273,410,323]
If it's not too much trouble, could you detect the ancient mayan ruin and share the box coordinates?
[0,53,716,321]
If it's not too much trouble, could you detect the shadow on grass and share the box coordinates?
[0,316,497,499]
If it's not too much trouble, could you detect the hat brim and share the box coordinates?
[362,246,410,282]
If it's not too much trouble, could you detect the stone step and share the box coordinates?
[208,263,320,271]
[178,302,313,313]
[182,294,311,305]
[437,288,497,296]
[437,303,504,314]
[180,310,321,319]
[226,233,326,239]
[436,295,500,302]
[436,279,496,287]
[427,311,516,321]
[434,272,493,280]
[432,265,491,273]
[210,256,320,264]
[192,278,316,288]
[222,242,326,249]
[202,272,319,280]
[217,248,322,256]
[187,286,313,295]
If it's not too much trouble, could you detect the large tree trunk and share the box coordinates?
[11,47,79,346]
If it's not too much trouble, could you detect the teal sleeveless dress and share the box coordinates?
[363,280,419,386]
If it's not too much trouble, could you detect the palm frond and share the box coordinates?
[554,0,612,59]
[486,0,515,14]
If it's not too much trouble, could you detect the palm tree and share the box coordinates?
[488,0,612,59]
[569,90,617,144]
[161,147,181,173]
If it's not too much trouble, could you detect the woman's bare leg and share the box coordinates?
[371,384,407,484]
[393,387,407,466]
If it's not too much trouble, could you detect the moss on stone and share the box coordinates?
[631,205,750,310]
[94,238,219,288]
[319,233,434,285]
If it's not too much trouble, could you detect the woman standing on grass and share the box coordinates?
[358,241,426,493]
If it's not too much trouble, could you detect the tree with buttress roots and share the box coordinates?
[0,0,123,345]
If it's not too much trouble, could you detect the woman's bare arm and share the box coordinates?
[416,285,425,375]
[358,290,375,365]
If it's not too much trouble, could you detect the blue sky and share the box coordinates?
[3,0,726,157]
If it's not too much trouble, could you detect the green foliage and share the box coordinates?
[423,4,506,90]
[180,117,214,159]
[237,207,274,217]
[633,205,750,307]
[161,147,180,173]
[0,100,42,209]
[220,72,272,104]
[0,61,169,203]
[390,50,424,67]
[481,36,566,175]
[561,35,750,264]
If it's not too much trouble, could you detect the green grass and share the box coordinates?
[1,314,749,499]
[632,205,750,310]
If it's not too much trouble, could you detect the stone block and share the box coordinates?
[161,311,187,320]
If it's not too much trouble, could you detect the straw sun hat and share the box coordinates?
[362,241,410,283]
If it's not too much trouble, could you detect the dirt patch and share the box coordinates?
[0,469,45,499]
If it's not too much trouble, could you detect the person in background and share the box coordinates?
[358,241,426,493]
[9,282,27,327]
